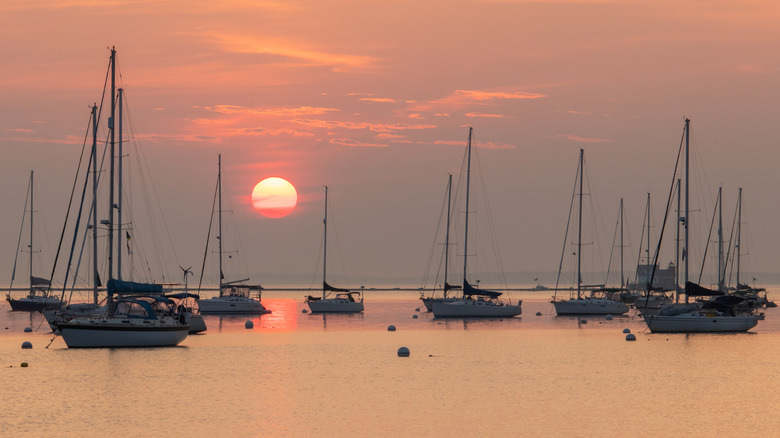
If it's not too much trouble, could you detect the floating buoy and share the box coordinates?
[625,333,636,341]
[24,327,32,333]
[622,328,631,334]
[21,362,29,367]
[301,309,308,313]
[245,320,254,329]
[387,325,396,331]
[535,312,542,316]
[21,341,32,349]
[415,307,420,312]
[605,315,613,321]
[397,346,410,357]
[580,319,587,324]
[412,314,418,319]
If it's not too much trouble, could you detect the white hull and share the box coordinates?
[553,298,629,315]
[643,313,758,333]
[431,299,522,317]
[306,298,364,313]
[56,317,189,348]
[198,296,268,314]
[420,296,459,312]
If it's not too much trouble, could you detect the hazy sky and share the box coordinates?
[1,0,779,289]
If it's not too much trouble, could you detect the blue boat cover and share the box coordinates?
[108,279,163,295]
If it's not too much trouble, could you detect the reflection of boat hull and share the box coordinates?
[56,319,189,348]
[643,313,758,333]
[431,299,522,317]
[186,314,207,333]
[198,297,268,314]
[306,298,364,313]
[553,299,629,315]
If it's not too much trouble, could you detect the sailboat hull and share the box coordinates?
[643,314,758,333]
[306,299,364,313]
[7,296,63,311]
[553,299,629,315]
[56,319,189,348]
[198,297,268,314]
[431,299,522,317]
[420,297,459,312]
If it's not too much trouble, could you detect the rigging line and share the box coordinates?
[553,151,580,299]
[9,175,31,289]
[604,201,620,286]
[197,177,219,293]
[420,176,450,291]
[473,141,509,291]
[697,190,720,284]
[328,195,352,289]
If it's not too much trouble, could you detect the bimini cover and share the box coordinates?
[108,279,163,295]
[463,280,502,298]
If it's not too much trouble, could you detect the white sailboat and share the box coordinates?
[420,174,461,311]
[552,149,629,316]
[430,128,521,318]
[197,155,269,315]
[55,48,189,347]
[305,186,364,313]
[643,119,758,333]
[6,171,63,311]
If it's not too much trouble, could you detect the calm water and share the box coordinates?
[2,289,780,437]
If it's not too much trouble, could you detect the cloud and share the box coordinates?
[408,88,546,115]
[3,128,34,133]
[329,138,388,148]
[358,97,398,103]
[465,112,506,118]
[559,134,611,143]
[202,105,339,117]
[290,118,436,133]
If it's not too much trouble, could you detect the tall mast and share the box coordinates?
[619,197,624,288]
[29,171,34,289]
[322,185,328,298]
[684,118,690,304]
[218,154,223,295]
[645,192,651,291]
[577,148,583,299]
[675,178,681,303]
[91,104,99,305]
[462,127,473,289]
[444,174,453,297]
[107,47,116,284]
[736,188,742,288]
[717,186,724,291]
[117,87,123,281]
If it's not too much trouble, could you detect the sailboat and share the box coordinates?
[552,149,629,316]
[642,119,758,333]
[197,155,269,314]
[55,48,189,347]
[430,128,521,318]
[6,171,63,311]
[305,186,364,313]
[632,192,673,313]
[420,174,461,312]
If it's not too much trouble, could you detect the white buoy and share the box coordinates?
[412,314,418,319]
[21,341,32,349]
[605,315,613,321]
[625,333,636,341]
[397,346,410,357]
[387,325,396,331]
[622,328,631,334]
[23,327,32,333]
[535,312,542,316]
[245,320,254,329]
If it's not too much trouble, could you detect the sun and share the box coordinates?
[251,177,298,218]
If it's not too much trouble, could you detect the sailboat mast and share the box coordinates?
[675,178,681,303]
[29,171,34,289]
[684,118,690,304]
[444,174,453,297]
[577,148,583,299]
[117,88,123,281]
[736,188,742,288]
[718,186,724,290]
[91,104,100,304]
[645,192,650,291]
[218,154,223,295]
[463,128,473,288]
[323,185,328,298]
[619,197,624,288]
[108,47,116,284]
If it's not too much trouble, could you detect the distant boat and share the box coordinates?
[551,149,629,316]
[198,155,269,315]
[5,171,64,311]
[54,48,189,347]
[420,174,461,311]
[642,119,758,333]
[305,186,364,313]
[430,128,521,318]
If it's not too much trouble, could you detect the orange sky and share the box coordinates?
[1,0,779,288]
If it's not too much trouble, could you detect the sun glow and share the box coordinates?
[251,177,298,218]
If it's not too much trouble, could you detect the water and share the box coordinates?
[2,290,780,437]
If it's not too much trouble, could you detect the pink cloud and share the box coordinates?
[559,134,611,143]
[465,112,506,118]
[329,138,388,148]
